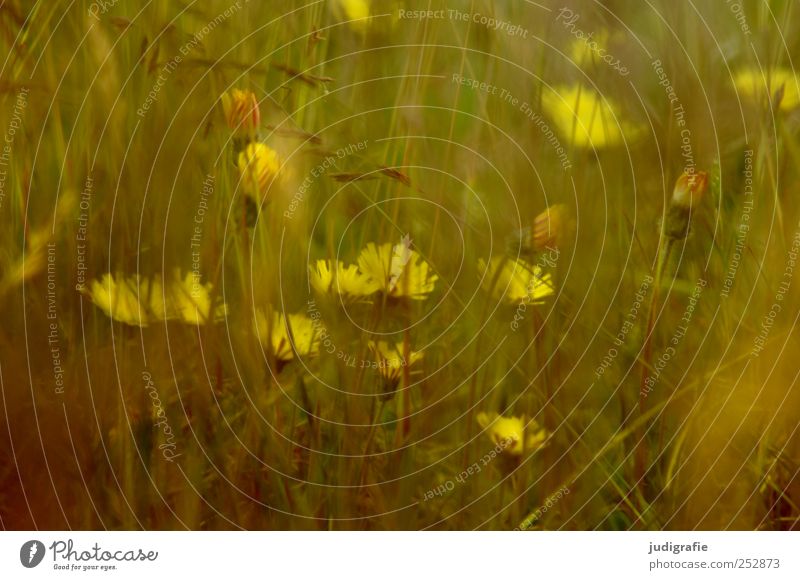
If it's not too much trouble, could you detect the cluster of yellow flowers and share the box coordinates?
[82,270,226,327]
[237,142,281,205]
[310,239,439,302]
[79,81,562,454]
[540,67,800,153]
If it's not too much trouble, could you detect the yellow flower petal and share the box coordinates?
[256,309,320,362]
[478,256,553,304]
[477,411,549,456]
[357,241,437,300]
[309,259,378,300]
[237,142,280,203]
[83,272,226,327]
[86,274,149,327]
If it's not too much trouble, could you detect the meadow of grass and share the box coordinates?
[0,0,798,530]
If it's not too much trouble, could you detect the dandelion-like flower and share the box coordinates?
[85,273,149,326]
[237,142,281,203]
[734,67,800,111]
[477,411,549,456]
[541,84,642,149]
[357,239,437,300]
[368,340,423,398]
[255,309,320,362]
[309,259,378,301]
[221,88,261,135]
[509,204,573,255]
[83,271,226,326]
[478,256,553,304]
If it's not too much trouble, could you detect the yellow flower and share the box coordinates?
[237,142,280,203]
[143,274,170,322]
[357,239,438,300]
[168,271,227,324]
[221,88,261,135]
[309,259,378,301]
[368,340,424,387]
[83,271,226,327]
[478,256,553,304]
[734,67,800,111]
[255,309,320,361]
[85,273,149,326]
[368,340,424,400]
[477,412,549,456]
[334,0,370,31]
[541,84,642,149]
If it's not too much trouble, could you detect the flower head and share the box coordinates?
[237,142,281,203]
[255,309,320,362]
[664,170,709,240]
[309,259,378,301]
[85,273,149,326]
[734,67,800,112]
[221,88,261,135]
[541,84,642,149]
[83,270,226,326]
[477,412,549,456]
[670,171,708,210]
[368,340,423,398]
[357,239,437,300]
[478,256,554,304]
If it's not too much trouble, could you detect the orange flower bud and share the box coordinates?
[670,171,708,209]
[221,89,261,135]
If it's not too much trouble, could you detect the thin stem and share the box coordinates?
[358,399,387,487]
[635,234,675,490]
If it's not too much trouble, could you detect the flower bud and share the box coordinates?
[664,171,708,239]
[237,142,280,202]
[670,171,708,209]
[221,89,261,136]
